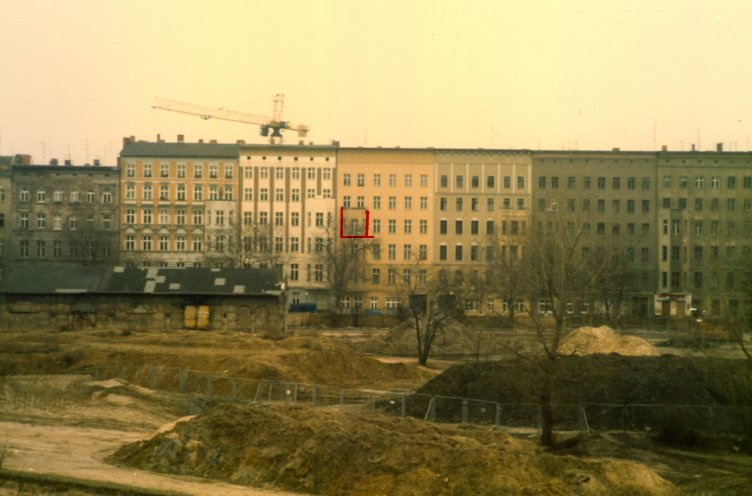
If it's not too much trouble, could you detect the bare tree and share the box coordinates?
[395,262,467,366]
[316,211,374,317]
[63,221,118,266]
[516,209,631,446]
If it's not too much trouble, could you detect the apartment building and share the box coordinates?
[531,150,659,317]
[9,159,120,266]
[434,150,533,314]
[119,137,239,267]
[0,156,17,266]
[337,148,435,312]
[655,147,752,318]
[239,144,338,309]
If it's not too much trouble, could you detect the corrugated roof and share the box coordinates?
[0,266,281,297]
[120,142,240,159]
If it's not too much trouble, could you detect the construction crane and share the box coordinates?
[152,94,310,144]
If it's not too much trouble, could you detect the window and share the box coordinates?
[627,199,635,213]
[371,268,380,284]
[142,235,152,251]
[35,213,45,229]
[486,220,494,235]
[455,245,463,261]
[192,236,202,251]
[597,199,605,213]
[420,174,428,187]
[440,175,448,188]
[373,173,381,186]
[439,245,447,260]
[642,177,650,190]
[372,219,381,233]
[455,220,463,234]
[627,177,636,190]
[456,198,463,211]
[388,196,396,209]
[159,185,169,201]
[259,188,268,201]
[142,184,152,200]
[456,175,464,188]
[176,209,185,225]
[224,165,234,179]
[275,188,284,201]
[517,176,525,189]
[727,198,736,211]
[143,164,152,177]
[388,219,396,233]
[539,176,547,189]
[642,200,650,213]
[487,175,495,188]
[403,244,412,260]
[419,244,428,260]
[419,219,428,234]
[597,177,606,189]
[695,176,704,189]
[343,173,351,186]
[404,196,412,210]
[551,177,559,189]
[439,220,448,235]
[404,220,412,234]
[193,209,203,225]
[389,174,397,187]
[159,235,169,251]
[405,174,412,187]
[388,244,396,260]
[420,196,428,210]
[471,220,479,235]
[142,209,152,225]
[583,176,591,189]
[695,198,703,211]
[126,163,135,177]
[20,190,30,202]
[711,176,720,189]
[440,197,447,211]
[663,176,672,188]
[315,212,324,227]
[471,198,479,211]
[19,240,29,257]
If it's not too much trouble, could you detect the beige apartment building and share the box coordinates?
[238,144,338,309]
[119,137,239,267]
[337,148,435,313]
[434,150,533,315]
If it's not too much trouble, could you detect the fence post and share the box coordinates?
[580,404,590,434]
[268,382,274,402]
[425,397,436,422]
[205,374,212,400]
[401,394,407,418]
[461,399,469,425]
[339,389,345,413]
[293,383,299,402]
[179,369,186,393]
[254,381,264,403]
[495,403,501,431]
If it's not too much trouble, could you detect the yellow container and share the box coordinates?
[197,305,210,330]
[184,305,197,329]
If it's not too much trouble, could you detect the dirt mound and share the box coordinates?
[560,326,659,356]
[281,347,436,389]
[416,356,752,433]
[109,403,677,495]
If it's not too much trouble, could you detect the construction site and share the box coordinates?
[1,323,751,495]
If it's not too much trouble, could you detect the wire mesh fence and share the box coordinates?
[81,365,752,436]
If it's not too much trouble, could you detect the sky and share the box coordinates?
[1,0,751,165]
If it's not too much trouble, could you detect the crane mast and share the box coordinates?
[152,95,309,144]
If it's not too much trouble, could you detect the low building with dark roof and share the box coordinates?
[0,266,285,334]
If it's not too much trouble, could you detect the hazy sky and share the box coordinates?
[1,0,751,165]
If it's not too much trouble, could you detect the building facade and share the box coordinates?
[238,144,338,309]
[9,160,120,266]
[119,137,239,267]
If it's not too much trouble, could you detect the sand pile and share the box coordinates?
[109,403,677,495]
[560,326,659,357]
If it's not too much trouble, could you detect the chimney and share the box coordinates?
[612,147,620,152]
[236,139,245,144]
[691,144,696,152]
[93,159,101,166]
[661,145,668,152]
[210,139,217,144]
[49,158,58,166]
[157,133,161,142]
[198,139,204,143]
[716,142,723,152]
[64,159,72,166]
[177,134,184,143]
